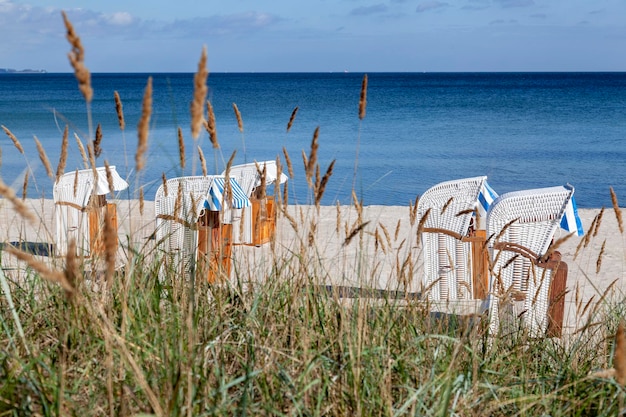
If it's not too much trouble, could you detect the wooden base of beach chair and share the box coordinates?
[540,252,568,337]
[463,230,489,299]
[88,202,118,257]
[251,196,275,246]
[198,211,233,283]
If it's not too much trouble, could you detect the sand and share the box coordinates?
[0,198,624,336]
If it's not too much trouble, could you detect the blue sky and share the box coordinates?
[1,0,625,72]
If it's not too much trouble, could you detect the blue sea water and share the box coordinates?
[0,72,625,208]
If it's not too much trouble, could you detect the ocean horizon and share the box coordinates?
[1,72,625,208]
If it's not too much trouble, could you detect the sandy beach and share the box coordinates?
[1,198,623,336]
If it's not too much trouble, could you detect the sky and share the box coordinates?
[1,0,625,73]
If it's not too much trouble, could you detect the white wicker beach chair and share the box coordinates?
[417,176,493,301]
[154,175,251,280]
[53,166,128,257]
[223,161,288,245]
[486,185,575,338]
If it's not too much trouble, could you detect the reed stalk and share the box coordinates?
[136,77,152,173]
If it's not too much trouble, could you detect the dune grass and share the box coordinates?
[0,12,625,417]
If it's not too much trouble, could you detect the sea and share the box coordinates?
[0,72,625,208]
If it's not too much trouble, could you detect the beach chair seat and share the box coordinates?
[417,176,496,301]
[486,185,577,338]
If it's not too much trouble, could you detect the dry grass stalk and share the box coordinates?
[64,239,79,292]
[343,221,370,246]
[2,125,24,154]
[114,91,125,130]
[56,125,69,181]
[593,207,604,237]
[139,188,144,215]
[5,245,74,295]
[21,172,28,201]
[416,208,431,242]
[73,169,79,198]
[74,133,89,168]
[314,164,321,194]
[409,197,418,226]
[255,162,267,201]
[336,201,341,234]
[177,127,186,169]
[596,239,606,274]
[94,123,103,158]
[191,47,208,139]
[225,150,236,179]
[62,11,93,102]
[233,103,244,132]
[615,323,626,386]
[308,220,316,247]
[359,74,368,120]
[103,207,117,287]
[394,219,401,242]
[282,147,295,179]
[282,181,289,208]
[161,173,168,197]
[495,218,519,242]
[281,205,299,232]
[301,151,308,179]
[376,228,387,254]
[34,136,54,179]
[198,146,208,177]
[315,160,334,206]
[174,184,183,219]
[191,193,202,222]
[610,187,623,233]
[441,197,453,215]
[86,142,97,178]
[206,101,219,148]
[352,190,363,223]
[305,127,320,186]
[104,161,114,198]
[575,213,598,259]
[287,106,299,132]
[380,223,392,248]
[541,233,572,262]
[274,156,283,210]
[136,77,153,172]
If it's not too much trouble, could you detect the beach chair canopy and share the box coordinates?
[486,184,578,337]
[54,166,128,207]
[222,160,288,197]
[204,177,252,212]
[417,176,495,300]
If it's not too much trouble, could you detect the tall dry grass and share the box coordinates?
[0,13,625,417]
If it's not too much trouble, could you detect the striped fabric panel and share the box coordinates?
[204,177,251,211]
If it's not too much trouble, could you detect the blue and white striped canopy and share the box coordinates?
[477,181,498,219]
[560,196,584,236]
[204,177,251,211]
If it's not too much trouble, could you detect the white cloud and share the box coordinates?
[105,12,133,26]
[350,4,388,16]
[495,0,534,8]
[416,1,450,13]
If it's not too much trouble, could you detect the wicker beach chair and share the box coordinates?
[53,166,128,257]
[154,175,250,282]
[486,185,575,338]
[223,161,288,245]
[417,176,495,301]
